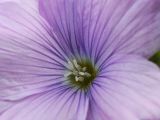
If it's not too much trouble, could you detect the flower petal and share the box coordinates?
[0,89,89,120]
[0,2,69,112]
[88,55,160,120]
[39,0,160,60]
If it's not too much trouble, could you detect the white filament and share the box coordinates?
[65,59,91,82]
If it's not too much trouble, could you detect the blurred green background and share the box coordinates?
[150,51,160,66]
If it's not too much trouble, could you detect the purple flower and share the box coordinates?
[0,0,160,120]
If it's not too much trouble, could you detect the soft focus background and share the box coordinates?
[150,51,160,66]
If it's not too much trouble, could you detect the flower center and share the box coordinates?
[65,59,97,90]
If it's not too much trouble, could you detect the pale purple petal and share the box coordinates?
[39,0,160,61]
[0,89,89,120]
[1,0,160,120]
[0,2,70,113]
[88,55,160,120]
[0,3,90,119]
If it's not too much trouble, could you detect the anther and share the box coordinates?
[65,59,91,82]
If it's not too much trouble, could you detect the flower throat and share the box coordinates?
[65,58,98,90]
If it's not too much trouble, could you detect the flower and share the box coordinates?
[0,0,160,120]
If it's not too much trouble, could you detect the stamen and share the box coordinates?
[79,72,85,76]
[73,59,80,69]
[84,72,91,77]
[78,77,84,82]
[67,61,74,70]
[75,76,79,82]
[73,70,79,76]
[82,67,87,72]
[65,59,92,82]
